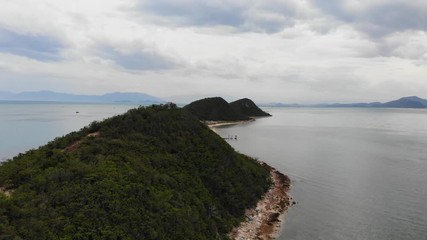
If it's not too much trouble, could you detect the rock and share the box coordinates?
[267,213,280,224]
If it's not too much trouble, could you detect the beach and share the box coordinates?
[205,119,255,128]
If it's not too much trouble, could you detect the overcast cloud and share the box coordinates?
[0,0,426,103]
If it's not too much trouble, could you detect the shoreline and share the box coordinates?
[206,115,271,128]
[205,118,256,128]
[205,118,293,239]
[229,164,293,240]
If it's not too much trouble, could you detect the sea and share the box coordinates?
[215,107,427,240]
[1,102,427,239]
[0,102,139,161]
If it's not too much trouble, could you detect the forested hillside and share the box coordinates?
[0,104,271,239]
[184,97,271,121]
[184,97,250,121]
[230,98,271,117]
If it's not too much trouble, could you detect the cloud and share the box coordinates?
[136,0,310,33]
[311,0,427,37]
[0,0,427,103]
[99,47,177,71]
[139,0,246,27]
[361,3,427,36]
[380,31,427,59]
[0,28,65,61]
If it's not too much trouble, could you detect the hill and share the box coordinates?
[0,104,271,239]
[263,96,427,109]
[0,91,165,104]
[184,97,250,121]
[230,98,271,117]
[381,96,427,108]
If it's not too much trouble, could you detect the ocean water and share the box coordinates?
[215,108,427,240]
[0,102,138,161]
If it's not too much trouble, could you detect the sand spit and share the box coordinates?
[229,165,293,240]
[206,119,255,128]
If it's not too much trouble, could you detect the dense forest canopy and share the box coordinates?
[229,98,271,117]
[0,103,271,239]
[184,97,271,121]
[184,97,250,121]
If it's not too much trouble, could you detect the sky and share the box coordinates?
[0,0,427,103]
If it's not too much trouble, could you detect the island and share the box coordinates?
[0,103,290,239]
[184,97,272,128]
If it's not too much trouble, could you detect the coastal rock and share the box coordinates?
[229,167,292,240]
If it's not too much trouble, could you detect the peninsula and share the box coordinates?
[185,97,291,239]
[0,103,289,239]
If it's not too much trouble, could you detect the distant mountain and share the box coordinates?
[262,102,383,108]
[264,96,427,109]
[313,102,383,108]
[230,98,271,117]
[381,96,427,108]
[0,91,165,104]
[0,91,14,100]
[260,103,303,107]
[184,97,250,121]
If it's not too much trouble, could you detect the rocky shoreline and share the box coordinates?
[229,164,293,240]
[207,121,293,239]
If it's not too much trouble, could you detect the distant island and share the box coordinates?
[0,103,290,239]
[184,97,271,122]
[0,90,165,104]
[266,96,427,109]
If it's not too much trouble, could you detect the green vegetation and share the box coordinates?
[230,98,271,117]
[0,103,271,239]
[184,97,249,121]
[184,97,271,121]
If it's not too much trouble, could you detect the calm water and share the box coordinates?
[215,108,427,240]
[0,102,138,161]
